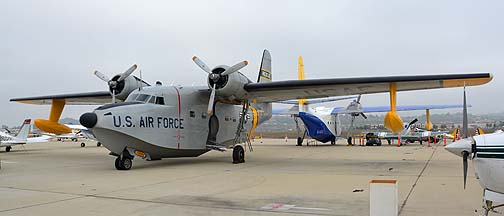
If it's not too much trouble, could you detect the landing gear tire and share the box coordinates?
[115,157,123,170]
[115,156,132,170]
[331,140,336,145]
[72,138,78,142]
[347,137,352,145]
[233,145,245,164]
[97,142,101,147]
[5,146,11,152]
[81,143,85,147]
[297,137,303,146]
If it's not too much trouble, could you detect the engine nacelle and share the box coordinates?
[208,66,251,103]
[110,76,149,101]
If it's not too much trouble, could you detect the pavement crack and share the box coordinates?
[398,145,438,215]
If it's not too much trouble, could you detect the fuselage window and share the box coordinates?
[136,94,150,102]
[190,111,195,118]
[201,112,207,119]
[126,94,139,102]
[155,97,165,105]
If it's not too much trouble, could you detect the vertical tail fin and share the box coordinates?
[449,128,459,138]
[298,56,307,112]
[253,49,273,125]
[15,119,32,140]
[257,50,272,83]
[475,127,484,135]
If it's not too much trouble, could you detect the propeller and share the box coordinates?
[462,150,469,189]
[93,64,138,103]
[192,56,248,115]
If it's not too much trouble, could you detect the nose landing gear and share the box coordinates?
[115,151,133,170]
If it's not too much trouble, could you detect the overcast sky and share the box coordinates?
[1,0,503,126]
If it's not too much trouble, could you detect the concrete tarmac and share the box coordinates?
[0,139,483,215]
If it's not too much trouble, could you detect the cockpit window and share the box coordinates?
[148,96,155,104]
[155,97,165,105]
[126,94,139,102]
[136,94,150,102]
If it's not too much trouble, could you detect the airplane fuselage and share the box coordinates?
[473,133,504,194]
[84,86,270,160]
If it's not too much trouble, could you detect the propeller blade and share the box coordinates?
[93,70,109,82]
[360,112,368,119]
[192,56,211,74]
[462,151,469,189]
[356,94,362,103]
[112,89,116,104]
[221,60,248,76]
[118,64,138,81]
[207,84,216,115]
[408,118,419,127]
[462,86,469,139]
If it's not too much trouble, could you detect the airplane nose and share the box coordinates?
[445,138,472,157]
[80,112,97,128]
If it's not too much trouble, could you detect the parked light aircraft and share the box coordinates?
[10,50,492,170]
[0,119,50,152]
[445,87,504,216]
[274,56,469,146]
[53,124,99,147]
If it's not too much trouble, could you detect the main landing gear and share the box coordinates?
[233,145,245,164]
[5,146,11,152]
[115,151,133,170]
[81,143,85,147]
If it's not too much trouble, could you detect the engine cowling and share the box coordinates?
[208,66,251,103]
[109,76,149,101]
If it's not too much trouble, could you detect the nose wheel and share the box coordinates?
[232,145,245,164]
[115,153,133,170]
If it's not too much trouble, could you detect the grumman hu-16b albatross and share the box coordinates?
[10,50,493,170]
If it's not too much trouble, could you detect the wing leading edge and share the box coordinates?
[331,104,470,115]
[244,73,492,103]
[10,91,112,105]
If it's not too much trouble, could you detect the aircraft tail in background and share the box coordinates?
[15,119,32,141]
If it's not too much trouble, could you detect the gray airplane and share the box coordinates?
[10,50,493,170]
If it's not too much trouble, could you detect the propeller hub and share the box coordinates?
[445,138,473,157]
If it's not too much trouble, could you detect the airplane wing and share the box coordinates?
[331,104,469,114]
[275,96,358,105]
[244,73,492,103]
[272,106,299,115]
[10,91,112,105]
[27,135,51,143]
[10,73,491,105]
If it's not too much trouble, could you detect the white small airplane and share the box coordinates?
[446,87,504,215]
[446,130,504,216]
[11,50,492,170]
[0,119,50,152]
[53,124,99,147]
